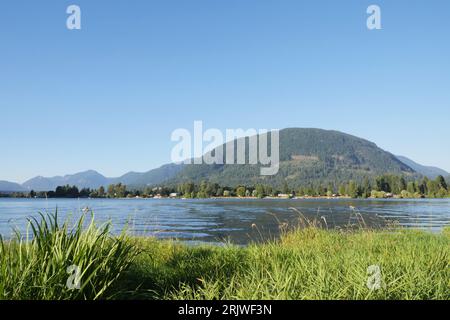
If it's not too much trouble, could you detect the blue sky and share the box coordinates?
[1,0,449,183]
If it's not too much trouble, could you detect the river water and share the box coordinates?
[0,198,449,244]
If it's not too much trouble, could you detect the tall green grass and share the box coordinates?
[0,212,137,300]
[117,227,450,300]
[1,212,449,300]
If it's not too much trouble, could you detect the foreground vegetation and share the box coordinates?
[0,213,137,299]
[118,227,449,300]
[1,213,449,300]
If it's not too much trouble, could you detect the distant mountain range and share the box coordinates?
[395,155,449,179]
[0,181,26,193]
[21,170,110,192]
[17,164,184,192]
[1,128,448,192]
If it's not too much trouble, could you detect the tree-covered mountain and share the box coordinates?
[396,155,449,179]
[110,163,184,186]
[5,128,439,192]
[165,128,417,188]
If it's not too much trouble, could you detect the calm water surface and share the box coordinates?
[0,198,449,244]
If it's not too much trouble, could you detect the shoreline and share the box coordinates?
[2,195,449,200]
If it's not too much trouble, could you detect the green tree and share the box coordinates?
[347,180,359,198]
[407,181,416,194]
[426,180,440,198]
[98,186,105,197]
[437,188,448,198]
[338,184,346,196]
[376,176,391,192]
[399,177,407,193]
[282,181,290,194]
[107,185,115,197]
[436,175,448,190]
[362,177,372,198]
[418,177,429,195]
[255,185,265,198]
[236,186,246,197]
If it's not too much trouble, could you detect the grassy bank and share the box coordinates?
[1,213,449,300]
[0,213,138,300]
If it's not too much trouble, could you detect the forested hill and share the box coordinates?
[166,128,416,188]
[6,128,424,192]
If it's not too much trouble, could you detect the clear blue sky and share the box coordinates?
[1,0,449,183]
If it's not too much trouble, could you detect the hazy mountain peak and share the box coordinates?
[22,170,109,191]
[0,181,26,192]
[396,155,449,179]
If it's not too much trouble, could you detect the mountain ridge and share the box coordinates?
[395,155,449,179]
[2,128,448,192]
[164,128,417,188]
[0,181,26,192]
[18,164,184,192]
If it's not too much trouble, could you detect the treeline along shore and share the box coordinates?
[2,174,450,200]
